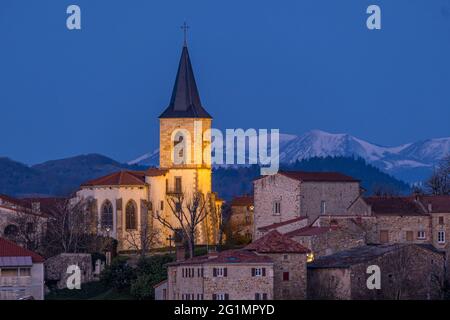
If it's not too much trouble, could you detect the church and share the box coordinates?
[76,41,222,251]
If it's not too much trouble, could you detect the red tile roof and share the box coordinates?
[146,168,169,177]
[364,196,428,216]
[246,230,310,254]
[285,226,337,237]
[167,249,272,266]
[419,195,450,213]
[0,238,44,263]
[81,170,147,187]
[258,216,307,232]
[279,171,359,182]
[231,196,254,207]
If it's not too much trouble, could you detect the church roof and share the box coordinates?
[81,170,147,187]
[159,45,212,119]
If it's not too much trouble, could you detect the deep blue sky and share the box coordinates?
[1,0,450,164]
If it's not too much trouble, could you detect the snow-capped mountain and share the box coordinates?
[128,130,450,183]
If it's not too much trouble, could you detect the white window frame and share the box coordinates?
[417,230,426,240]
[254,268,263,277]
[273,201,281,215]
[215,267,225,277]
[215,293,226,300]
[438,231,446,244]
[320,200,326,214]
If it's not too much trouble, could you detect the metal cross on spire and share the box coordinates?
[181,21,190,46]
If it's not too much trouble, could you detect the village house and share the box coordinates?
[161,230,309,300]
[307,243,445,300]
[253,171,364,240]
[0,194,49,249]
[0,237,45,300]
[229,195,254,241]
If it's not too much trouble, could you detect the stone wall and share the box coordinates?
[229,205,253,239]
[269,253,307,300]
[45,253,93,290]
[373,215,431,245]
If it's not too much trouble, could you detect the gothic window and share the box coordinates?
[126,201,137,230]
[101,200,114,230]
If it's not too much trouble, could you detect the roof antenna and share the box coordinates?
[181,21,190,47]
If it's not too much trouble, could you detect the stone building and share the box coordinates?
[253,171,363,240]
[0,194,48,249]
[229,195,254,241]
[0,237,45,300]
[307,244,445,300]
[162,230,310,300]
[76,42,222,251]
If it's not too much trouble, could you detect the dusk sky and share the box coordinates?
[1,0,450,164]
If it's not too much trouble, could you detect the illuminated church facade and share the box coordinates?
[76,43,222,251]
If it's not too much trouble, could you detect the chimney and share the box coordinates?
[176,244,186,262]
[174,229,185,262]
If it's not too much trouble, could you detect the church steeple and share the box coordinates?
[159,44,212,119]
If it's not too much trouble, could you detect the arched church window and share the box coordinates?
[126,201,137,230]
[4,224,18,238]
[101,200,114,230]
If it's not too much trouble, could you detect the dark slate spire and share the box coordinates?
[159,45,212,118]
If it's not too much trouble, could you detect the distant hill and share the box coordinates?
[0,154,410,200]
[0,154,145,197]
[213,157,411,201]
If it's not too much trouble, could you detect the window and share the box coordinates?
[320,201,326,214]
[197,293,204,300]
[213,267,227,277]
[125,201,137,230]
[273,201,281,215]
[19,268,31,277]
[160,200,164,211]
[173,133,187,164]
[213,293,229,300]
[380,230,389,244]
[283,272,290,281]
[252,267,266,277]
[439,216,445,225]
[175,177,182,193]
[417,231,426,240]
[438,231,446,244]
[4,225,18,238]
[101,200,114,230]
[255,293,268,300]
[406,231,413,242]
[26,222,35,234]
[283,254,289,261]
[0,268,18,277]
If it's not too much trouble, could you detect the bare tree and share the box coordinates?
[426,156,450,195]
[155,192,209,259]
[124,204,161,258]
[43,197,97,255]
[7,209,47,253]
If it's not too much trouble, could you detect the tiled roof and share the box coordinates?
[278,171,359,183]
[308,244,443,269]
[146,168,169,177]
[0,237,44,263]
[285,226,337,237]
[0,194,51,217]
[364,196,428,216]
[81,170,147,187]
[258,216,307,232]
[419,195,450,213]
[231,196,254,207]
[167,249,272,266]
[246,230,310,254]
